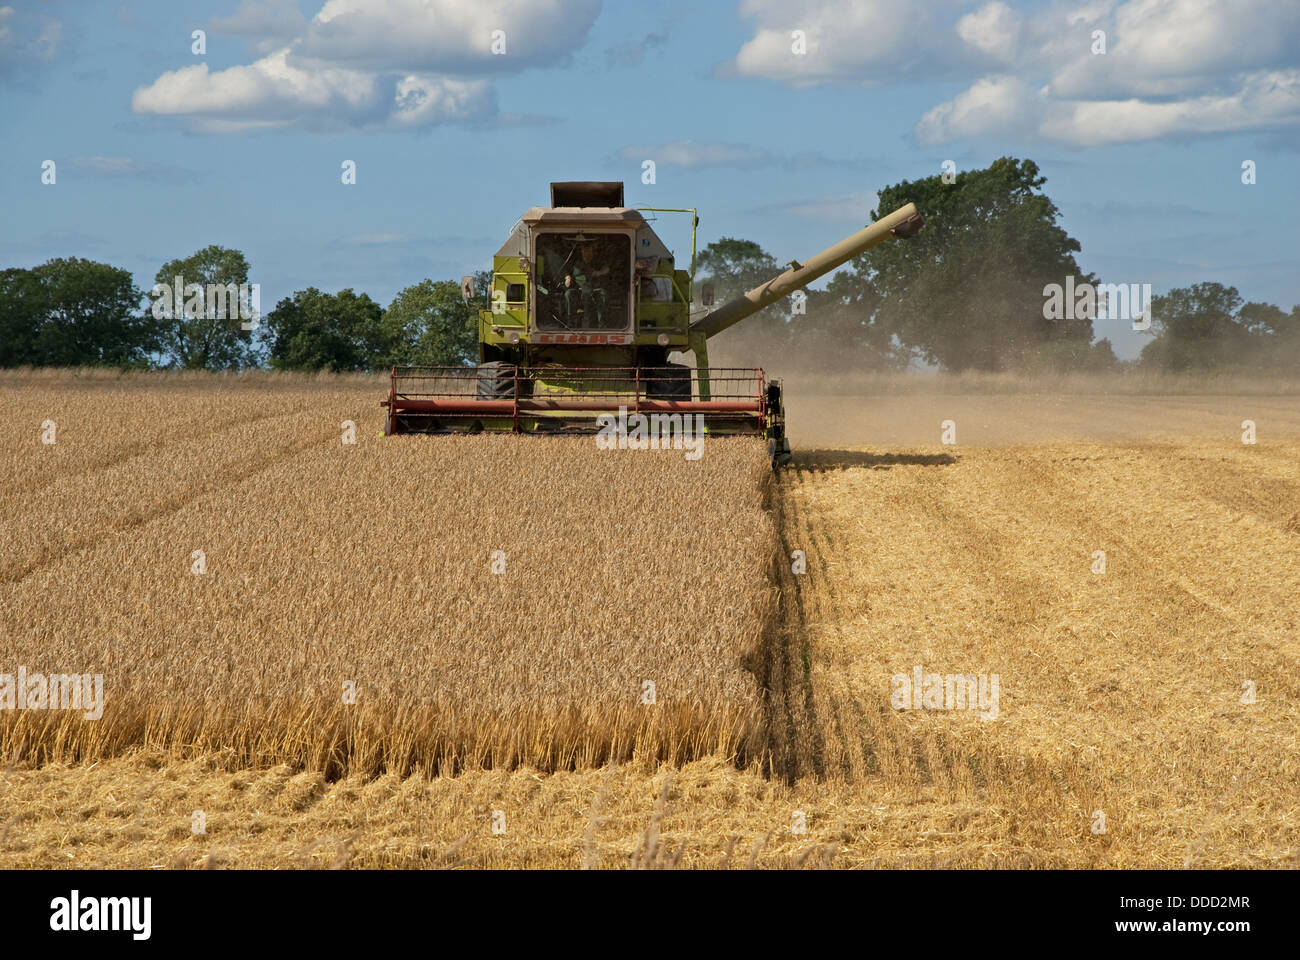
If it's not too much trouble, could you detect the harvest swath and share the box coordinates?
[1,375,777,774]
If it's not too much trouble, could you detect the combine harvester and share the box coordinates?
[382,182,923,465]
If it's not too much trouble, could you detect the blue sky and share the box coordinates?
[2,0,1298,358]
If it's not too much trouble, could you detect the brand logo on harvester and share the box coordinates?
[50,891,151,940]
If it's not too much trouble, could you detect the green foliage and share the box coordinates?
[829,157,1096,371]
[696,238,778,301]
[152,245,257,370]
[0,268,43,367]
[0,259,154,368]
[1089,337,1122,371]
[695,237,789,342]
[1236,300,1294,338]
[696,236,908,370]
[1019,336,1123,374]
[789,287,909,371]
[380,272,487,367]
[264,288,389,372]
[1140,282,1298,370]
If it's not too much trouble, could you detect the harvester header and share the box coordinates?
[381,182,925,464]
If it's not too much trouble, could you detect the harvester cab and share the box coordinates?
[382,181,925,465]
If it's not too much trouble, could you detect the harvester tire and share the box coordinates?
[647,362,692,400]
[476,361,529,400]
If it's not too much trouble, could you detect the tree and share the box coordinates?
[264,288,389,372]
[828,157,1097,371]
[152,245,257,370]
[0,259,154,367]
[696,239,778,304]
[1237,300,1292,338]
[1018,335,1123,373]
[1088,337,1122,372]
[696,238,788,331]
[0,268,43,366]
[380,272,487,368]
[1140,282,1260,370]
[778,285,909,371]
[695,237,791,359]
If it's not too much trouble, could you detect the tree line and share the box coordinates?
[3,157,1296,373]
[0,245,488,372]
[700,157,1299,374]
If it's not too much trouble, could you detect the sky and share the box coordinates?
[2,0,1298,359]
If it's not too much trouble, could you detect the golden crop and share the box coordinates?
[1,377,778,775]
[3,372,1297,869]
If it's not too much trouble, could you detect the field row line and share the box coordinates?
[3,400,321,498]
[1,424,345,587]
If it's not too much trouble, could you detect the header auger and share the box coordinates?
[382,181,924,465]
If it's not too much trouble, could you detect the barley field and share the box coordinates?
[1,370,1297,868]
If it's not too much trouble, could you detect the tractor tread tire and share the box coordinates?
[476,361,526,400]
[646,362,692,400]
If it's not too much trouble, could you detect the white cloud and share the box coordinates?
[132,48,495,132]
[209,0,307,55]
[1063,1,1114,28]
[729,0,1300,146]
[135,49,362,131]
[132,0,596,132]
[1048,0,1300,100]
[917,74,1041,143]
[210,0,306,35]
[617,141,771,168]
[1048,70,1300,145]
[983,0,1300,143]
[391,73,494,127]
[956,2,1020,64]
[730,0,963,85]
[921,69,1300,147]
[292,0,600,73]
[1114,0,1298,86]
